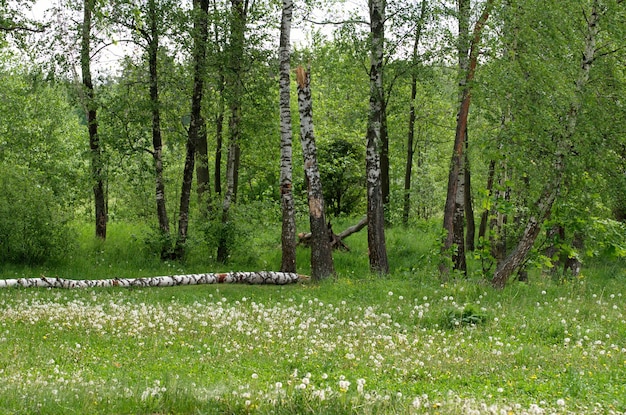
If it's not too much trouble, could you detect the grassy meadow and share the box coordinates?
[0,220,625,414]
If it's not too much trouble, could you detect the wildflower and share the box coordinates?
[356,378,366,393]
[338,380,351,392]
[251,373,258,379]
[412,397,422,409]
[557,398,566,406]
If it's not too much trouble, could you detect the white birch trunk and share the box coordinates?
[295,66,335,281]
[0,272,307,289]
[279,0,297,273]
[366,0,389,274]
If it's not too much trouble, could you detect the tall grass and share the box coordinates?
[0,219,624,414]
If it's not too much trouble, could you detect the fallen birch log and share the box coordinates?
[0,272,308,289]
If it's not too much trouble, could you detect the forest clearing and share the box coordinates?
[1,223,625,414]
[1,0,625,413]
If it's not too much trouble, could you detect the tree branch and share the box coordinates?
[0,22,47,33]
[302,17,369,26]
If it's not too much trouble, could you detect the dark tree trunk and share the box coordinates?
[441,0,493,277]
[402,0,428,227]
[192,0,211,212]
[403,93,415,227]
[81,0,107,240]
[452,153,466,274]
[218,0,246,262]
[380,98,389,207]
[296,66,335,281]
[212,1,225,197]
[464,135,475,252]
[366,0,389,275]
[147,0,170,247]
[278,0,297,273]
[175,139,196,259]
[174,0,210,259]
[214,73,225,196]
[478,159,496,242]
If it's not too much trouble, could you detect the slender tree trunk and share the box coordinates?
[452,151,466,273]
[366,0,389,274]
[176,140,196,259]
[492,0,600,288]
[478,159,495,242]
[175,0,210,258]
[441,0,493,277]
[490,166,509,263]
[464,135,475,252]
[191,0,211,213]
[212,0,224,197]
[218,0,246,262]
[403,98,416,227]
[147,0,170,248]
[214,73,225,196]
[81,0,107,240]
[380,98,389,207]
[296,66,335,281]
[278,0,297,273]
[402,0,428,227]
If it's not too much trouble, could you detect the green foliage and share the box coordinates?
[442,304,488,329]
[0,165,73,264]
[318,137,364,216]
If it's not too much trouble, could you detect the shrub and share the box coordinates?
[0,165,73,264]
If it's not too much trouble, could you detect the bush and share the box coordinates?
[0,165,73,264]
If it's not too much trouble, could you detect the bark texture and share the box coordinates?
[81,0,107,240]
[193,0,211,209]
[402,0,428,227]
[366,0,389,274]
[441,0,493,277]
[218,0,246,262]
[0,272,307,289]
[296,66,335,281]
[147,0,170,245]
[175,0,210,259]
[278,0,297,273]
[492,0,601,288]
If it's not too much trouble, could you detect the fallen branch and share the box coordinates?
[298,216,367,251]
[0,272,308,289]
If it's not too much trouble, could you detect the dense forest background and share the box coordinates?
[1,0,625,286]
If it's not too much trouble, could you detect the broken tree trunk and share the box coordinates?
[0,272,307,289]
[298,216,367,251]
[296,65,335,281]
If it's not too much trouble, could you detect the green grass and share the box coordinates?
[0,221,624,414]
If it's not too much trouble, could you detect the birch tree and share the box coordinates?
[491,0,604,288]
[402,0,429,227]
[175,0,211,258]
[192,0,212,210]
[218,0,247,263]
[81,0,107,240]
[147,0,171,249]
[0,272,306,289]
[278,0,297,273]
[366,0,389,274]
[296,65,335,281]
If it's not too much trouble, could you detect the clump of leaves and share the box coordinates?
[443,305,487,329]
